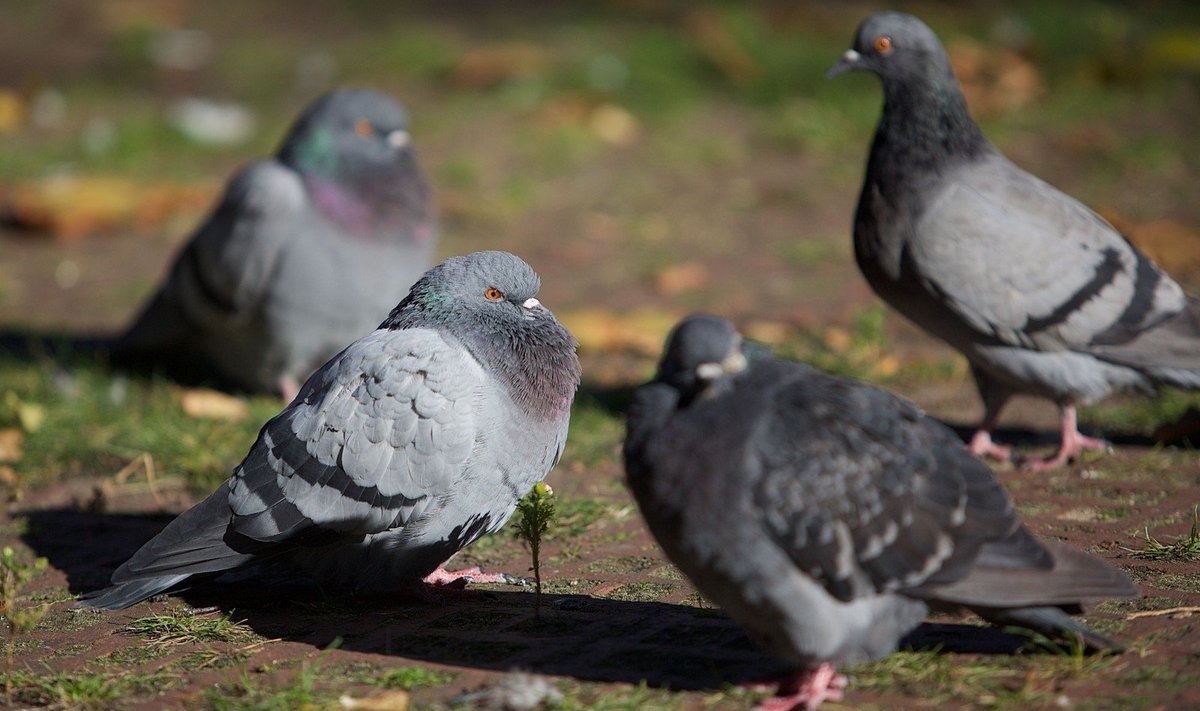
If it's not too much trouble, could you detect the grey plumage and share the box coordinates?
[624,315,1137,689]
[829,12,1200,469]
[85,251,580,610]
[114,87,435,398]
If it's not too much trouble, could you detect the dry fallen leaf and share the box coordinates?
[589,103,640,146]
[948,39,1044,116]
[560,309,678,356]
[179,388,250,421]
[0,428,23,463]
[451,43,545,88]
[339,690,409,711]
[654,261,710,296]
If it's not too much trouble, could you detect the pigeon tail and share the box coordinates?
[78,574,191,611]
[81,486,264,609]
[975,605,1123,653]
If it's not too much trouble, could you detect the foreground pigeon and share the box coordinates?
[114,88,435,400]
[625,314,1138,710]
[85,251,580,610]
[828,12,1200,470]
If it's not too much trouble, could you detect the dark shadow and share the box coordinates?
[21,507,1074,691]
[0,326,257,394]
[0,327,112,366]
[937,418,1161,451]
[575,381,637,418]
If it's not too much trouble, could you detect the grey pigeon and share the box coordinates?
[84,251,580,610]
[829,12,1200,470]
[114,87,435,400]
[625,314,1138,710]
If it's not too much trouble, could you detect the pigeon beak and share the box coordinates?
[522,297,542,310]
[695,362,724,381]
[386,129,411,149]
[826,49,862,79]
[720,348,748,375]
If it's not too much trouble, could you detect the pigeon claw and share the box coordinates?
[756,664,848,711]
[967,430,1013,463]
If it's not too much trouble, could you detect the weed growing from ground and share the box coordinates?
[513,482,557,620]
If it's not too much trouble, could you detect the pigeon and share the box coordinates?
[828,12,1200,470]
[113,87,436,401]
[84,251,581,610]
[624,314,1138,710]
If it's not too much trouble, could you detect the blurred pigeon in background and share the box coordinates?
[625,314,1138,710]
[829,12,1200,470]
[113,87,436,401]
[85,251,580,610]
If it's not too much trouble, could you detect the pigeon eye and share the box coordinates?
[484,287,504,302]
[354,118,374,137]
[873,35,893,55]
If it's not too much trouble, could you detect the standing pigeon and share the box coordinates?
[625,314,1138,710]
[84,251,580,610]
[114,87,436,401]
[828,12,1200,469]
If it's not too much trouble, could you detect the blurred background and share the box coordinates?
[2,4,1200,707]
[3,0,1199,340]
[0,0,1198,431]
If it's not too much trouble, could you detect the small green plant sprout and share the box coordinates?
[1,546,51,703]
[1131,506,1200,562]
[513,481,557,619]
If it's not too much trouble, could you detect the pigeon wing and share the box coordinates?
[909,154,1188,355]
[119,160,307,350]
[749,366,1025,603]
[226,327,482,543]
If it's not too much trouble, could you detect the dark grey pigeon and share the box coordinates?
[84,251,580,610]
[114,87,435,401]
[829,12,1200,470]
[625,314,1138,710]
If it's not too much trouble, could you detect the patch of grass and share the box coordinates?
[557,679,685,711]
[123,608,259,646]
[1130,507,1200,562]
[584,555,660,575]
[0,355,278,492]
[8,668,175,708]
[374,665,456,691]
[562,394,625,469]
[604,582,676,602]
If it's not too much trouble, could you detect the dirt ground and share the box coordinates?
[2,2,1200,709]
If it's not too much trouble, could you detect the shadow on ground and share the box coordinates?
[23,507,1053,691]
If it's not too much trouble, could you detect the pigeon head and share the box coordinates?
[656,314,748,399]
[385,251,581,418]
[829,12,986,166]
[278,88,431,235]
[827,12,955,87]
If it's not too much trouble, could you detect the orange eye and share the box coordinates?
[354,118,373,137]
[484,287,504,302]
[873,35,893,54]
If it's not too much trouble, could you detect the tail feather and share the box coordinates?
[82,485,269,609]
[78,574,190,611]
[975,605,1123,652]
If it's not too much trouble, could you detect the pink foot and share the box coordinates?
[423,566,514,587]
[1020,406,1109,472]
[967,430,1012,462]
[755,664,848,711]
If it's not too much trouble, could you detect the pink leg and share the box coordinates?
[968,429,1013,462]
[755,664,848,711]
[1022,404,1109,472]
[279,376,301,404]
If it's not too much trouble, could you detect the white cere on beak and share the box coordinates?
[522,297,542,309]
[696,362,724,381]
[387,130,411,149]
[842,49,861,63]
[721,349,748,374]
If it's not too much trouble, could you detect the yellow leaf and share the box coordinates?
[179,388,249,421]
[338,690,410,711]
[0,428,22,463]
